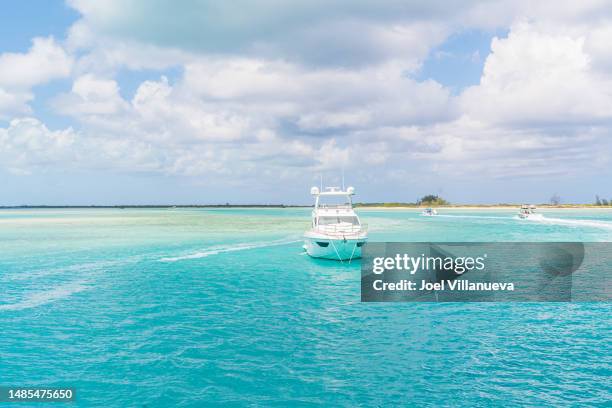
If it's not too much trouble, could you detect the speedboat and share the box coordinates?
[303,186,367,261]
[518,204,539,219]
[422,207,438,216]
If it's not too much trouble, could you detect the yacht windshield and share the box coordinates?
[318,216,359,225]
[317,195,351,207]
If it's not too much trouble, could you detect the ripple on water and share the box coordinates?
[0,208,610,406]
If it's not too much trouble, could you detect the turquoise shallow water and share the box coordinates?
[1,208,611,406]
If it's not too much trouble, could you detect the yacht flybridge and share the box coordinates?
[303,186,367,261]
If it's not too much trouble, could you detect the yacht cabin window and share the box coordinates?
[318,216,359,225]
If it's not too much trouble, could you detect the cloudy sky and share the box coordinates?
[1,0,612,205]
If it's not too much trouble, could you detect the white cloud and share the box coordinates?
[41,55,456,179]
[107,59,454,171]
[131,75,252,143]
[180,58,455,130]
[0,37,72,90]
[0,37,72,118]
[584,23,612,71]
[65,0,451,68]
[64,0,612,70]
[0,118,75,174]
[461,21,612,125]
[22,22,612,185]
[393,117,610,178]
[2,0,612,198]
[53,74,128,116]
[0,89,32,119]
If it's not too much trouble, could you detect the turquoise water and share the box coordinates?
[1,208,611,406]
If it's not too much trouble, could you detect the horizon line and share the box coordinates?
[0,203,609,209]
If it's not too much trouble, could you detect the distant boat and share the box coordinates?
[303,186,367,261]
[518,204,541,219]
[422,207,438,216]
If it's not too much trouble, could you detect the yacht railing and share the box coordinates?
[314,223,368,236]
[316,204,353,210]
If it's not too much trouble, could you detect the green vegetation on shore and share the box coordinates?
[354,194,612,208]
[355,194,450,208]
[417,194,449,206]
[0,203,609,209]
[2,193,611,209]
[354,203,610,208]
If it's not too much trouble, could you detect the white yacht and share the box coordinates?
[303,186,367,261]
[518,204,540,219]
[422,207,438,216]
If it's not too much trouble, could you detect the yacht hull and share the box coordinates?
[303,236,366,260]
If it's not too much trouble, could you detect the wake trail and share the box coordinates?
[1,255,146,311]
[0,280,88,312]
[432,214,612,230]
[527,216,612,230]
[435,214,510,220]
[159,238,302,262]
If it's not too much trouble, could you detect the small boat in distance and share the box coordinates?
[422,208,438,216]
[518,204,540,219]
[303,186,367,261]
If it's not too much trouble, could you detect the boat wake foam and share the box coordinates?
[5,258,131,282]
[527,216,612,230]
[159,238,301,262]
[438,213,612,230]
[0,280,88,312]
[436,214,510,220]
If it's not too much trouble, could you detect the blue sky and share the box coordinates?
[1,1,611,205]
[0,1,78,52]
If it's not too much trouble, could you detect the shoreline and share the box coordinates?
[356,205,612,210]
[1,205,611,210]
[0,205,307,209]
